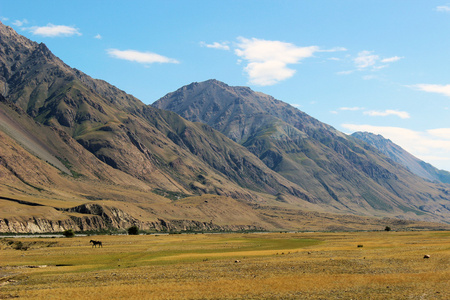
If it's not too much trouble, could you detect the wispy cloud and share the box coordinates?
[340,107,364,111]
[107,49,179,65]
[363,109,410,119]
[436,5,450,12]
[381,56,403,63]
[337,107,409,119]
[318,47,347,53]
[355,51,379,69]
[342,124,450,170]
[1,17,9,22]
[200,41,230,50]
[411,84,450,97]
[428,128,450,139]
[202,37,346,85]
[94,34,102,39]
[27,24,81,37]
[338,51,403,75]
[234,37,320,86]
[12,19,28,27]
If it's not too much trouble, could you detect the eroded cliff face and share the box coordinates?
[0,203,262,233]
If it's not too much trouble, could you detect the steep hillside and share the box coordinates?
[352,131,450,184]
[0,21,312,201]
[1,21,449,232]
[153,80,450,222]
[0,21,322,232]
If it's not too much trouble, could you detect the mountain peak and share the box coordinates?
[180,79,231,92]
[204,78,227,85]
[0,21,35,45]
[0,21,13,35]
[154,79,331,143]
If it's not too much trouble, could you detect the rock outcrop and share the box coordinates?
[0,203,263,233]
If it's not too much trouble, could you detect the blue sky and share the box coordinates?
[1,0,450,171]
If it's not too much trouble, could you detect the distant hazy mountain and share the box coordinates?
[0,21,449,233]
[352,132,450,184]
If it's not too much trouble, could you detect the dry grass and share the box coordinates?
[0,231,449,299]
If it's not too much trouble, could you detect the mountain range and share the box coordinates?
[0,22,449,233]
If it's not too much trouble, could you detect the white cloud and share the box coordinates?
[428,128,450,139]
[12,19,28,27]
[342,124,450,171]
[27,24,81,37]
[107,49,179,64]
[381,56,403,63]
[340,107,364,111]
[354,50,379,69]
[235,37,320,86]
[411,84,450,97]
[363,109,410,119]
[344,51,402,74]
[94,34,102,39]
[318,47,347,53]
[200,41,230,50]
[202,37,346,85]
[372,65,388,70]
[1,17,9,22]
[436,5,450,12]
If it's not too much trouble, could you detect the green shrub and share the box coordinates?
[127,225,139,235]
[62,229,75,238]
[13,241,28,250]
[385,226,391,231]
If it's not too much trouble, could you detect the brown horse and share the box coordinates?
[90,240,102,248]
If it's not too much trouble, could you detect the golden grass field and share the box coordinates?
[0,231,449,299]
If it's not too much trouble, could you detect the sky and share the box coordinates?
[1,0,450,171]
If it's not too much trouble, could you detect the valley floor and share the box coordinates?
[0,231,449,299]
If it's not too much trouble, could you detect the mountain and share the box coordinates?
[1,22,315,198]
[0,22,449,233]
[352,132,450,184]
[0,22,332,233]
[153,80,450,222]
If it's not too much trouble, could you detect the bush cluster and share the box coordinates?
[62,229,75,238]
[127,225,139,235]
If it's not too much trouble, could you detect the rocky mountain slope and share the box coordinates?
[0,22,312,199]
[0,22,321,233]
[153,80,450,222]
[0,22,449,232]
[352,131,450,184]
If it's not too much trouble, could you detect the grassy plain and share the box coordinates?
[0,231,449,299]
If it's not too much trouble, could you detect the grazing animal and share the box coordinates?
[90,240,102,248]
[423,254,430,259]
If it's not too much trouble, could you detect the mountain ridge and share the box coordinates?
[153,79,450,222]
[0,21,449,232]
[352,131,450,184]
